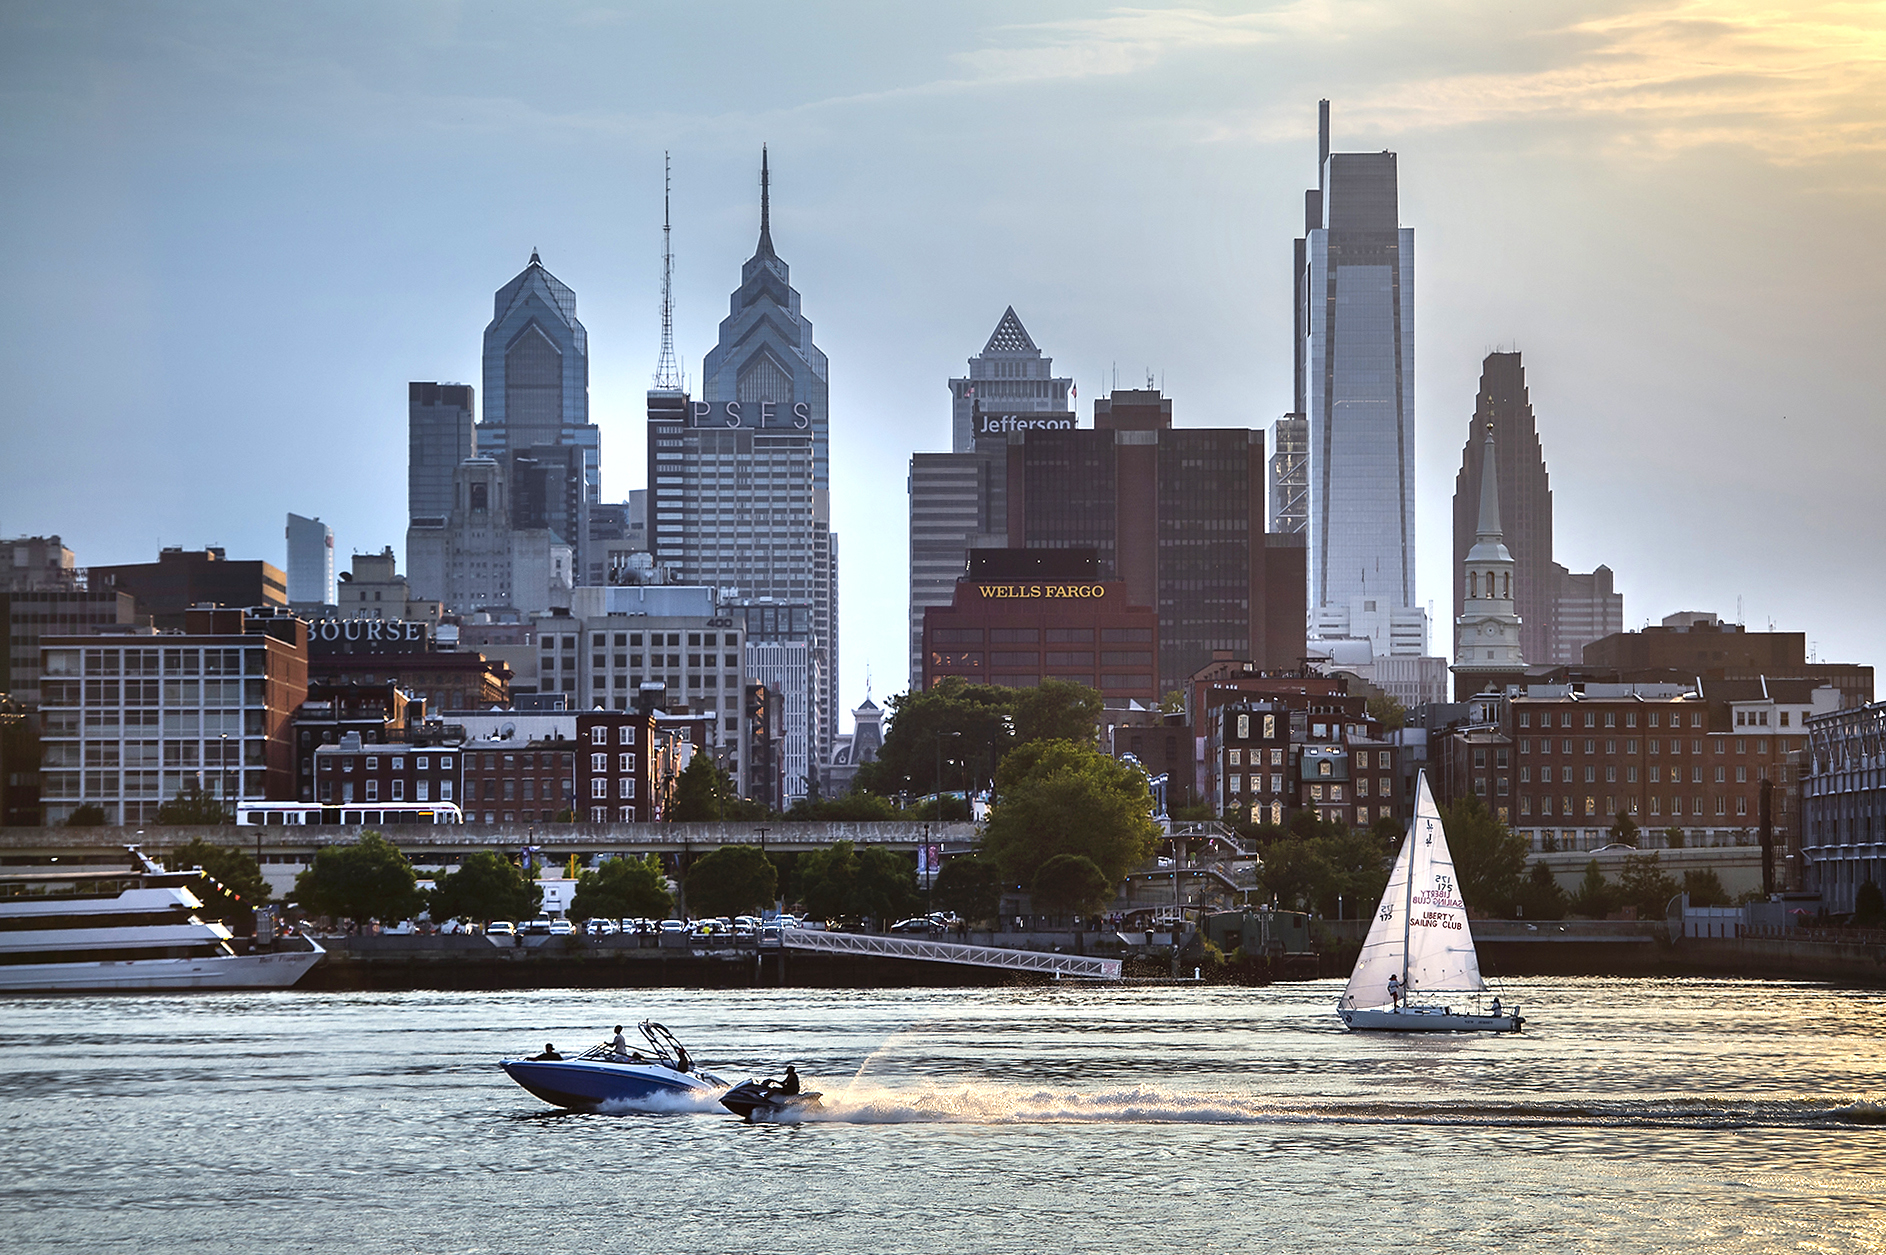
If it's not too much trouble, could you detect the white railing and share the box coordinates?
[783,929,1121,979]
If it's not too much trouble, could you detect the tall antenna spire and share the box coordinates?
[654,151,680,390]
[756,144,775,257]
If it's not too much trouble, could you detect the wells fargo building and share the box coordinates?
[922,550,1159,705]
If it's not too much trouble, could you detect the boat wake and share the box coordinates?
[591,1088,730,1116]
[747,1083,1886,1131]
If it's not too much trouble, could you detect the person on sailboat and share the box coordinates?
[1387,974,1401,1010]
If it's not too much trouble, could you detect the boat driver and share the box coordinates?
[531,1043,562,1061]
[1386,974,1401,1010]
[778,1065,800,1096]
[611,1025,630,1057]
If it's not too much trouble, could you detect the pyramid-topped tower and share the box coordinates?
[948,306,1073,452]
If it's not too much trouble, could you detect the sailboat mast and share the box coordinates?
[1401,819,1414,994]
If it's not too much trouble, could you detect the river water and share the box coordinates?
[2,977,1882,1254]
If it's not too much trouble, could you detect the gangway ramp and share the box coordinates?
[783,929,1121,980]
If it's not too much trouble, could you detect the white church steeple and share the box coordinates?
[1452,422,1526,697]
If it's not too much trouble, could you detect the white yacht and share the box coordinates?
[0,848,324,992]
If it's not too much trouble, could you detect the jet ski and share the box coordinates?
[501,1021,726,1112]
[720,1078,824,1121]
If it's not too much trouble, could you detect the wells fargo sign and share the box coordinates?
[975,584,1107,599]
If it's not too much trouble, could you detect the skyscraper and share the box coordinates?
[284,513,335,607]
[1451,352,1623,666]
[477,253,598,579]
[648,149,839,782]
[909,307,1068,687]
[1001,388,1307,695]
[946,307,1074,453]
[1295,100,1424,656]
[407,382,476,526]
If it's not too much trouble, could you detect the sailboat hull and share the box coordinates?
[1338,1005,1523,1033]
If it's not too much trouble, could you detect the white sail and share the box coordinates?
[1342,811,1414,1010]
[1340,773,1485,1010]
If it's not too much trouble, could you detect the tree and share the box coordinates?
[1366,693,1407,733]
[155,779,232,825]
[570,855,672,922]
[1009,678,1102,747]
[794,840,917,925]
[852,678,1016,798]
[1662,826,1685,849]
[1515,861,1569,920]
[165,838,269,921]
[1607,812,1640,847]
[430,851,541,925]
[784,791,899,822]
[293,832,427,927]
[1682,868,1730,908]
[1158,690,1186,714]
[1618,852,1680,920]
[1569,859,1615,918]
[1854,880,1885,927]
[1440,794,1529,916]
[668,753,725,822]
[1316,823,1396,918]
[64,803,108,827]
[979,740,1160,888]
[684,845,778,918]
[1256,835,1333,912]
[1030,853,1114,917]
[932,856,1002,923]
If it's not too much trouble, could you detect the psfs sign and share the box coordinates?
[681,400,812,430]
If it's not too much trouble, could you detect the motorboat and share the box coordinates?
[0,847,324,993]
[720,1078,825,1121]
[1336,772,1526,1034]
[500,1021,726,1111]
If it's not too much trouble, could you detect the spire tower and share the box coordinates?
[1451,421,1526,698]
[756,144,774,257]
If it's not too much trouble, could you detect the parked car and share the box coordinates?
[584,918,617,936]
[548,918,575,936]
[486,921,517,938]
[521,918,553,936]
[890,917,939,934]
[658,919,687,934]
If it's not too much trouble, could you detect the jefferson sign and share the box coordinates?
[975,584,1107,600]
[975,413,1074,435]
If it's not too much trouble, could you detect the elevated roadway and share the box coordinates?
[785,929,1121,980]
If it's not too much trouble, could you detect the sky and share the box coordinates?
[3,1,1884,728]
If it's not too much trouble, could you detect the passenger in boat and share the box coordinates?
[1386,974,1401,1010]
[673,1046,692,1073]
[610,1025,630,1056]
[531,1043,562,1061]
[1490,997,1501,1018]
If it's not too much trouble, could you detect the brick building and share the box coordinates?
[313,731,462,810]
[90,547,288,629]
[923,549,1159,705]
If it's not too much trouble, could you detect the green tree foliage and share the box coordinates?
[1515,861,1569,920]
[794,840,918,925]
[155,779,232,825]
[1366,693,1407,732]
[1569,859,1615,918]
[668,753,726,821]
[1662,827,1685,850]
[293,832,427,926]
[783,791,899,821]
[1158,690,1186,714]
[164,838,269,921]
[64,803,108,827]
[852,678,1016,798]
[910,795,970,821]
[932,856,1002,923]
[979,740,1160,887]
[1682,868,1730,908]
[1254,822,1395,917]
[684,845,778,918]
[1439,794,1530,916]
[1009,678,1102,747]
[430,850,541,925]
[1854,880,1885,927]
[1618,852,1680,919]
[1030,853,1114,917]
[570,855,672,922]
[1607,813,1640,847]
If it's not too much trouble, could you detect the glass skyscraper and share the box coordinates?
[478,252,598,579]
[1296,101,1425,656]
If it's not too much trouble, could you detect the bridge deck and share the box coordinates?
[783,929,1121,980]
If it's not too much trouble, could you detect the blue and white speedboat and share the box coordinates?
[500,1021,726,1111]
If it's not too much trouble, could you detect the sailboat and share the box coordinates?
[1337,772,1525,1033]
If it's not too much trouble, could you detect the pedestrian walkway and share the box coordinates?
[783,928,1121,979]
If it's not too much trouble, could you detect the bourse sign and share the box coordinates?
[307,618,433,655]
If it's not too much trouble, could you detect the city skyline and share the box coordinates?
[4,3,1884,728]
